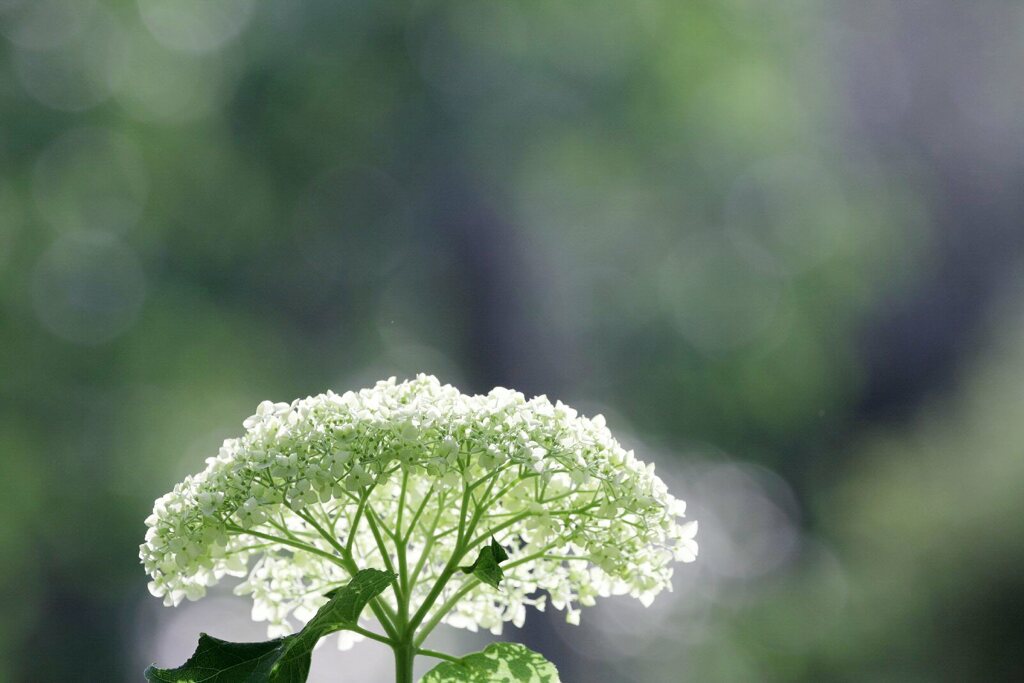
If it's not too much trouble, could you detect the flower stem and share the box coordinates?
[392,640,415,683]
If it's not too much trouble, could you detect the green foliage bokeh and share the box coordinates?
[1,0,1022,681]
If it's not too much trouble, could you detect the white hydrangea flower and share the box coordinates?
[140,375,697,648]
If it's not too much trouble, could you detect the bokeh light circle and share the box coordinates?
[725,156,852,274]
[33,127,148,234]
[659,232,786,354]
[31,233,146,345]
[12,7,124,112]
[112,28,231,124]
[0,0,96,50]
[137,0,254,53]
[693,462,801,581]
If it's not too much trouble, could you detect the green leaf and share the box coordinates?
[302,567,397,636]
[459,537,508,589]
[145,568,396,683]
[144,635,288,682]
[420,642,562,683]
[489,536,509,563]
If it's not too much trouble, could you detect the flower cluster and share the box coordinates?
[140,375,697,646]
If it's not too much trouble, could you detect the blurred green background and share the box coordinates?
[2,0,1024,680]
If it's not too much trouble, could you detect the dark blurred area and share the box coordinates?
[2,0,1024,681]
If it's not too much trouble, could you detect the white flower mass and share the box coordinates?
[140,375,697,647]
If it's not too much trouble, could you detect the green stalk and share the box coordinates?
[392,631,415,683]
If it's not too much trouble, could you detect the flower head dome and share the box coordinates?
[140,375,697,646]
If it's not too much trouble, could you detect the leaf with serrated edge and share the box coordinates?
[459,537,508,589]
[144,635,286,683]
[420,642,562,683]
[145,569,396,683]
[489,537,508,564]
